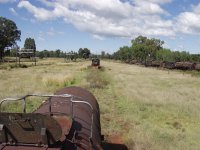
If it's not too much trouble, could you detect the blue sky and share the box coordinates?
[0,0,200,54]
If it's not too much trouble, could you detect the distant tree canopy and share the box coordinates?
[36,49,67,58]
[0,17,21,60]
[113,35,200,63]
[131,36,164,62]
[78,48,91,59]
[156,49,193,62]
[24,38,36,52]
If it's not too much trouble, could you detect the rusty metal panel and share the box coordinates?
[0,86,102,150]
[35,86,102,150]
[0,145,59,150]
[0,113,62,146]
[92,58,100,67]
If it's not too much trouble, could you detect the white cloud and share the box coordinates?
[142,0,172,4]
[93,34,105,40]
[17,0,175,38]
[46,27,65,36]
[18,1,56,21]
[9,7,18,16]
[133,0,170,15]
[176,3,200,34]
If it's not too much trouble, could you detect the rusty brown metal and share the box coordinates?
[0,86,103,150]
[175,62,195,70]
[91,58,100,68]
[195,63,200,71]
[163,61,175,69]
[0,113,62,146]
[35,86,102,150]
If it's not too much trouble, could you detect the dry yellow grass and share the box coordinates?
[0,59,86,98]
[0,58,200,150]
[98,61,200,150]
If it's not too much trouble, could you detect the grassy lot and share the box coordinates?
[0,58,200,150]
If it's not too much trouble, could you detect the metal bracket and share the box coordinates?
[0,124,6,144]
[40,128,47,146]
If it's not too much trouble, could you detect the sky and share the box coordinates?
[0,0,200,54]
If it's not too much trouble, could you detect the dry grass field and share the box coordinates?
[0,58,200,150]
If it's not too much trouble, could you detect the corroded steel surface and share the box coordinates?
[35,86,102,150]
[195,63,200,71]
[0,146,59,150]
[175,62,195,70]
[0,113,62,146]
[0,86,102,150]
[163,61,175,69]
[92,58,100,67]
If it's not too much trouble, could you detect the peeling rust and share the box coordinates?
[0,86,103,150]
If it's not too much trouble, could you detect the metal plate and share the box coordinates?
[0,113,62,146]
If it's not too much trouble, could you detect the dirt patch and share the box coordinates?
[107,134,124,144]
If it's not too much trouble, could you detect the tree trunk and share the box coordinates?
[0,50,3,62]
[0,47,5,62]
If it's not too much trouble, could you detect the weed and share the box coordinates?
[19,64,28,68]
[190,70,200,77]
[86,69,109,88]
[43,75,76,88]
[172,121,182,130]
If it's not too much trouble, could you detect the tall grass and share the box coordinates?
[86,67,110,88]
[100,62,200,150]
[0,58,84,111]
[1,59,200,150]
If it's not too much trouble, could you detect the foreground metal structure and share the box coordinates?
[0,87,102,150]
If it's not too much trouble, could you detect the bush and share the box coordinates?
[86,69,109,88]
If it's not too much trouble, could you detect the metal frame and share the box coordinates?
[0,94,94,141]
[16,49,36,66]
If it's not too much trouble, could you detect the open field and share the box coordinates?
[0,58,200,150]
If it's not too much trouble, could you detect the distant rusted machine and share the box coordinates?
[91,58,100,68]
[0,86,103,150]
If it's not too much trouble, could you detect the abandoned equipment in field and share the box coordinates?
[17,48,37,66]
[91,58,100,68]
[0,86,103,150]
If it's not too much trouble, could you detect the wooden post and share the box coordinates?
[19,54,21,65]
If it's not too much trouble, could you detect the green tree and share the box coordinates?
[0,17,21,61]
[78,48,91,59]
[131,36,164,63]
[191,54,200,62]
[179,51,191,61]
[156,49,174,62]
[24,37,36,52]
[101,51,105,58]
[55,49,61,57]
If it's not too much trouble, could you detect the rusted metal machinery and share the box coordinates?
[0,86,103,150]
[175,62,195,70]
[91,58,100,68]
[195,63,200,71]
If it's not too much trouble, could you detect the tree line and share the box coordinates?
[1,17,200,63]
[113,36,200,63]
[6,48,91,59]
[0,17,92,60]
